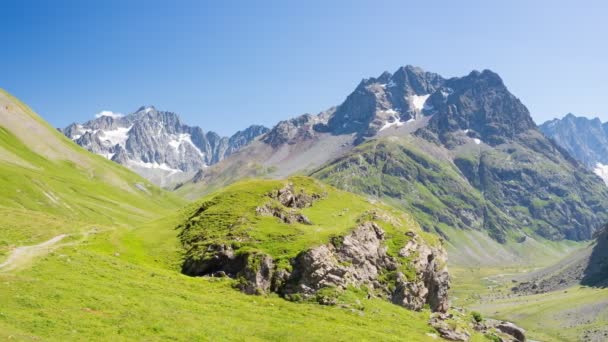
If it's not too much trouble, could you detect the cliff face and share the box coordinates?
[177,177,450,312]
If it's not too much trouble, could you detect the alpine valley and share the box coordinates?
[3,65,608,342]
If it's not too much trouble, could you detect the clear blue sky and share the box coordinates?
[1,0,607,135]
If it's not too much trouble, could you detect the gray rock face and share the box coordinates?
[317,65,444,141]
[262,112,329,147]
[429,313,471,341]
[495,322,526,341]
[63,106,268,185]
[182,221,450,312]
[419,70,536,147]
[540,113,608,183]
[472,318,527,342]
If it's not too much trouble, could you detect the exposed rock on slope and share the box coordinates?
[177,177,449,312]
[63,106,268,186]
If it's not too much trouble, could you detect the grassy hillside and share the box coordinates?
[311,137,509,241]
[312,135,608,245]
[0,89,184,253]
[0,185,490,341]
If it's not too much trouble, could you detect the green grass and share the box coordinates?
[0,208,492,341]
[0,126,183,227]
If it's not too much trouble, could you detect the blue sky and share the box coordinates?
[1,0,607,135]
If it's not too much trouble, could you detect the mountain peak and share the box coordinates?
[419,68,535,146]
[63,106,269,186]
[136,105,156,113]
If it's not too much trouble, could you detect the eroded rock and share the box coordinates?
[182,220,449,313]
[429,313,470,341]
[268,183,324,208]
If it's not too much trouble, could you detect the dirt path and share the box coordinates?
[0,234,68,272]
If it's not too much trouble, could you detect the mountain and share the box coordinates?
[63,106,268,186]
[182,66,608,245]
[539,113,608,184]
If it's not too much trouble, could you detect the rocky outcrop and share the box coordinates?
[182,221,450,312]
[495,321,526,342]
[429,312,527,342]
[255,183,325,224]
[429,313,471,341]
[476,319,527,342]
[267,183,325,208]
[255,204,312,224]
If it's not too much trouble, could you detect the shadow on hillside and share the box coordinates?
[581,227,608,288]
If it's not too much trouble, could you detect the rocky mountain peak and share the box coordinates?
[540,114,608,182]
[319,65,444,139]
[419,68,536,146]
[63,106,268,186]
[263,65,535,149]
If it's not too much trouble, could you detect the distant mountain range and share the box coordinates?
[62,106,268,186]
[540,113,608,184]
[62,66,608,246]
[178,65,608,244]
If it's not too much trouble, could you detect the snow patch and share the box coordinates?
[474,138,481,145]
[100,125,132,147]
[167,133,205,157]
[379,120,403,131]
[379,117,407,131]
[594,163,608,185]
[410,94,430,111]
[95,110,123,119]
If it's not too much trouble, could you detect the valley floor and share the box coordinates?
[450,251,608,342]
